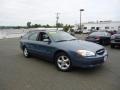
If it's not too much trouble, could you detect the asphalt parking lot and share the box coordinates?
[0,35,120,90]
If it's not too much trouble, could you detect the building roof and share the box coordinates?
[83,21,120,24]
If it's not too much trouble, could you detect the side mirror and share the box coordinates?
[43,39,51,43]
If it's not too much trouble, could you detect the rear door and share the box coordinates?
[27,32,39,54]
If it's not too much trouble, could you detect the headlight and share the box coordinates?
[77,50,95,56]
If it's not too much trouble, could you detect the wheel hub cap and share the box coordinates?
[57,55,70,70]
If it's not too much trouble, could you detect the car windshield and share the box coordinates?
[48,31,77,42]
[90,32,110,36]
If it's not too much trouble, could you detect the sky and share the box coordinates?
[0,0,120,26]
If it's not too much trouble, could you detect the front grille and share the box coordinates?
[96,49,105,55]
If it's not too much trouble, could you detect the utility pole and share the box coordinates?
[80,9,84,31]
[56,12,60,30]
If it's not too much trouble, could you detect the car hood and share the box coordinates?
[56,40,104,53]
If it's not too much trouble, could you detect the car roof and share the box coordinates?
[28,29,62,33]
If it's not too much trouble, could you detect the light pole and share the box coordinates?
[56,12,60,30]
[80,9,84,31]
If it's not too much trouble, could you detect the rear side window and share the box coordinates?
[28,32,38,41]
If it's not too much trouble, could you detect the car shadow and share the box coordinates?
[19,53,107,75]
[72,65,105,74]
[39,56,106,74]
[113,46,120,49]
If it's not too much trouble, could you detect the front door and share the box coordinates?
[36,32,55,60]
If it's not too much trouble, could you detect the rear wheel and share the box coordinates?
[23,47,30,58]
[55,52,72,72]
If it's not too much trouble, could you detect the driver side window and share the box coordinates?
[38,32,50,42]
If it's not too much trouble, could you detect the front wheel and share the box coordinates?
[55,52,72,72]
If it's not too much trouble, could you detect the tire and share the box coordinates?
[55,52,72,72]
[111,44,115,48]
[23,47,30,58]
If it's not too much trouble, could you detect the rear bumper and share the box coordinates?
[85,39,100,44]
[86,39,110,45]
[111,40,120,45]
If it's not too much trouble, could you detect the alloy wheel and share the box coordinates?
[57,55,71,71]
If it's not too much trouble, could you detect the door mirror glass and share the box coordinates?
[43,38,50,42]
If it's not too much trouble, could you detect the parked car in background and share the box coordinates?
[111,31,120,48]
[20,30,108,71]
[74,29,82,34]
[82,29,91,34]
[85,32,111,45]
[107,30,117,35]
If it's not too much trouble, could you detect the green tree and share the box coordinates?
[34,24,39,28]
[27,22,31,28]
[56,23,63,28]
[63,24,73,32]
[63,24,69,32]
[46,24,50,28]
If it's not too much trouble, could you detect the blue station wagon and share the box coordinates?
[20,30,108,71]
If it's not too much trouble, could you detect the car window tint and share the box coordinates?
[28,32,38,41]
[38,32,50,41]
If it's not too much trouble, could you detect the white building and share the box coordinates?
[83,21,120,31]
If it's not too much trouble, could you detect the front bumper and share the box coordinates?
[71,51,108,68]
